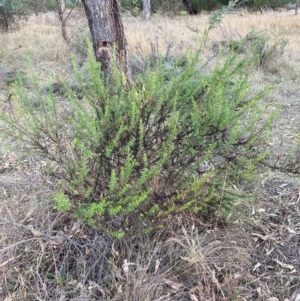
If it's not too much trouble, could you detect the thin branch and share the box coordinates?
[0,238,41,253]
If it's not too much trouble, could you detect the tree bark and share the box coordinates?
[81,0,131,81]
[182,0,198,15]
[142,0,151,20]
[56,0,68,42]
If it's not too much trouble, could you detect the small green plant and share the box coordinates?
[55,272,72,287]
[5,277,20,292]
[54,193,72,211]
[0,42,275,237]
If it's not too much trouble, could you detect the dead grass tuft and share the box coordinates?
[2,191,298,300]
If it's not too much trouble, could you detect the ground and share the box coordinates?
[0,9,300,301]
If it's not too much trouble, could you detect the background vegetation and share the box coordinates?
[0,0,297,31]
[1,3,300,301]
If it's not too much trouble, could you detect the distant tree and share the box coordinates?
[25,0,47,16]
[56,0,68,41]
[182,0,198,14]
[24,0,80,16]
[0,0,29,31]
[24,0,80,42]
[55,0,80,43]
[142,0,151,19]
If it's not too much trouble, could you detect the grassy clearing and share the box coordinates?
[1,10,300,301]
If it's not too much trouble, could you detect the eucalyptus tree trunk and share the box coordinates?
[142,0,151,20]
[81,0,131,81]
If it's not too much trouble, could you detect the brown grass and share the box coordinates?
[1,10,300,301]
[125,11,300,60]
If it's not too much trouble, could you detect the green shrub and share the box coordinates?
[245,31,287,66]
[72,25,91,58]
[212,30,287,73]
[0,44,275,237]
[230,31,287,71]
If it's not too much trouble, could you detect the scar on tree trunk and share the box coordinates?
[81,0,131,83]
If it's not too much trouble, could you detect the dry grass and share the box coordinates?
[2,10,300,67]
[1,10,300,301]
[124,11,300,60]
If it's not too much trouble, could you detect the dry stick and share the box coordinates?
[36,241,49,298]
[0,238,41,253]
[0,203,15,222]
[120,7,139,25]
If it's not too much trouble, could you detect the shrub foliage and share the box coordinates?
[1,45,274,236]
